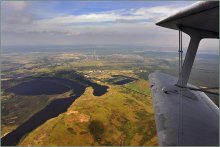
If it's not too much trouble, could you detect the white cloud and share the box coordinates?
[34,5,183,27]
[1,4,184,34]
[133,6,180,21]
[1,1,218,51]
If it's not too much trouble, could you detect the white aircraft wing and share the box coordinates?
[156,1,219,34]
[149,1,219,146]
[149,72,219,145]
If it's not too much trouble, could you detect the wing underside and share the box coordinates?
[156,1,219,34]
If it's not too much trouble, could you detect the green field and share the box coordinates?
[19,80,158,146]
[1,48,218,146]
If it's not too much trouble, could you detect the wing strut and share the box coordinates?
[177,26,183,145]
[176,27,218,87]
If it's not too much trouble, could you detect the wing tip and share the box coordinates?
[155,1,219,29]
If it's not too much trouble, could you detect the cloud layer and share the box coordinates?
[1,1,218,52]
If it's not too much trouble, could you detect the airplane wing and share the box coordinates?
[149,72,219,146]
[149,1,219,146]
[156,1,219,34]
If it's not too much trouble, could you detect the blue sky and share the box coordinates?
[27,1,195,18]
[29,1,193,15]
[1,1,218,51]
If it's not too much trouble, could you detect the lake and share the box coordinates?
[1,76,108,146]
[107,75,137,85]
[5,78,71,95]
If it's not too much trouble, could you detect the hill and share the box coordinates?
[19,80,158,146]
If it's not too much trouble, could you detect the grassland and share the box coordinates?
[2,48,218,146]
[1,87,74,137]
[19,80,158,146]
[1,94,50,136]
